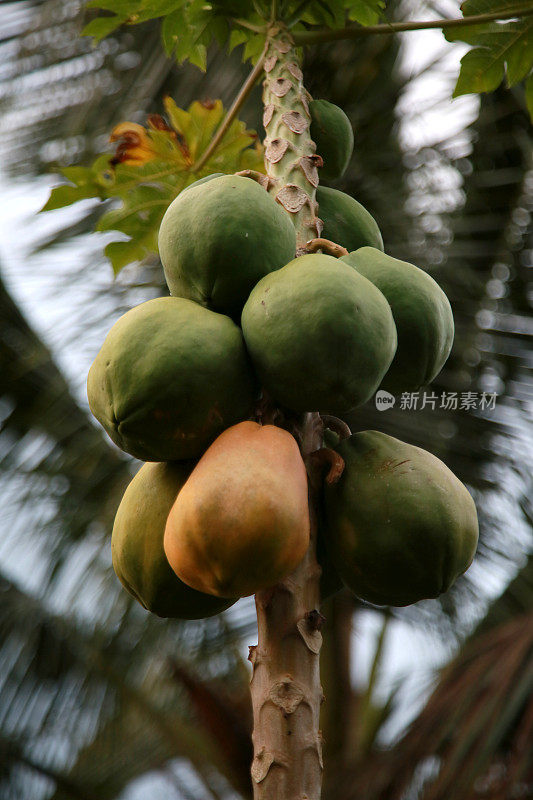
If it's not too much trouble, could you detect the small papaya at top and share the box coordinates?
[317,186,384,252]
[87,297,256,462]
[309,99,354,181]
[323,431,479,607]
[181,172,225,194]
[158,175,297,319]
[112,461,236,618]
[241,254,397,414]
[341,247,454,393]
[164,421,310,598]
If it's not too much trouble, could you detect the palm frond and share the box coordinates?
[347,612,533,800]
[0,570,252,800]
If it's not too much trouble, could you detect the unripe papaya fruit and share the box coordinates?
[112,462,235,618]
[309,99,354,181]
[317,186,384,252]
[182,172,225,193]
[341,247,454,393]
[158,175,297,319]
[241,254,397,414]
[87,297,256,461]
[164,421,310,598]
[324,431,479,607]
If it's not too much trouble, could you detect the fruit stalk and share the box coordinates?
[261,26,322,252]
[249,28,325,800]
[250,413,324,800]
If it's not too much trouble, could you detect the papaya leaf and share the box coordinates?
[302,0,347,28]
[41,98,264,275]
[345,0,385,26]
[82,0,390,66]
[105,240,150,275]
[445,1,533,116]
[41,181,100,212]
[81,14,127,40]
[291,0,384,27]
[228,28,249,53]
[40,156,116,211]
[243,32,269,65]
[84,0,263,68]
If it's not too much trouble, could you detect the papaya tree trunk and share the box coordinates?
[249,27,326,800]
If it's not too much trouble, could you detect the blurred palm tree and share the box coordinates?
[0,1,531,799]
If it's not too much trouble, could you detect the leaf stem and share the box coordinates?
[292,6,533,45]
[286,0,315,28]
[232,18,267,33]
[193,42,268,173]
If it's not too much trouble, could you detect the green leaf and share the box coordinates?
[81,14,126,40]
[41,97,263,273]
[446,1,533,97]
[292,0,384,27]
[161,8,184,55]
[40,159,115,211]
[105,238,152,274]
[228,28,249,52]
[346,0,385,26]
[243,32,267,63]
[210,0,265,15]
[41,184,99,211]
[82,0,391,63]
[453,47,508,95]
[85,0,142,13]
[316,0,346,28]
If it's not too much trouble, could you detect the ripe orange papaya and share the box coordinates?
[112,462,236,618]
[164,421,310,598]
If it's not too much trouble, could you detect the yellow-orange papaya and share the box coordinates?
[164,421,310,598]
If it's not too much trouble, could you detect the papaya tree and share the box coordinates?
[40,2,533,799]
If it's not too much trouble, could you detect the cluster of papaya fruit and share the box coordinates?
[88,99,479,619]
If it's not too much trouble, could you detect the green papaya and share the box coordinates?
[341,247,454,393]
[87,297,256,461]
[324,431,479,607]
[309,99,354,181]
[158,175,297,319]
[317,186,384,252]
[241,254,397,414]
[323,427,341,449]
[181,172,225,194]
[112,461,235,618]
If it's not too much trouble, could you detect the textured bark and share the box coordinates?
[261,29,323,252]
[250,413,324,800]
[249,28,325,800]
